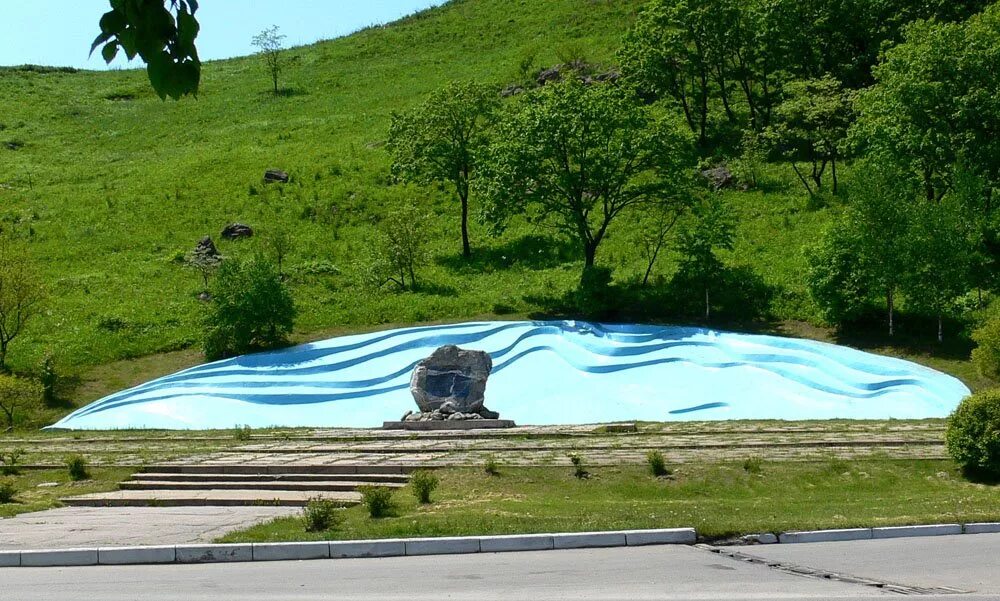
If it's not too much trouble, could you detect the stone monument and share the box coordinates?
[382,345,515,430]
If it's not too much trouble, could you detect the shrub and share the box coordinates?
[569,453,589,479]
[1,448,25,476]
[946,390,1000,479]
[203,255,296,361]
[360,203,430,291]
[0,375,43,431]
[646,450,670,477]
[39,353,57,404]
[743,456,763,475]
[233,425,252,441]
[358,485,394,518]
[303,497,344,532]
[972,316,1000,379]
[409,470,439,504]
[0,478,15,503]
[483,454,501,477]
[66,454,90,481]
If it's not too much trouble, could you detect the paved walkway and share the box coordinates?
[0,507,297,550]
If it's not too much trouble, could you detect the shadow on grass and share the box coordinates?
[436,234,578,273]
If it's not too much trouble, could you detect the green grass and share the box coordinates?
[217,460,1000,542]
[0,467,130,518]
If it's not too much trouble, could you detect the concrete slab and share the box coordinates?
[329,540,406,558]
[382,420,516,431]
[778,528,873,544]
[405,537,481,556]
[98,546,176,565]
[0,506,298,550]
[872,524,962,539]
[252,542,329,561]
[20,548,98,567]
[552,531,627,549]
[175,544,252,563]
[479,534,554,553]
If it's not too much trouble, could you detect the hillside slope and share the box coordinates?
[1,0,648,371]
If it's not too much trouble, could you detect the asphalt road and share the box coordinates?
[4,534,1000,601]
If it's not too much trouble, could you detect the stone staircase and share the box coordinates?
[62,465,411,508]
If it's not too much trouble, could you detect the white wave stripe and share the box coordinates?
[49,321,970,430]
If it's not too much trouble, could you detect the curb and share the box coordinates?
[758,522,1000,545]
[0,527,696,568]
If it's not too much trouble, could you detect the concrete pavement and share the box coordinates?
[0,507,298,550]
[740,531,1000,596]
[0,545,877,601]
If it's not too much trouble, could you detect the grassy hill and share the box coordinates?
[0,0,990,410]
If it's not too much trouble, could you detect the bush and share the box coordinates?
[360,203,430,291]
[203,255,296,361]
[409,470,439,504]
[972,316,1000,379]
[743,456,763,475]
[1,448,25,476]
[358,485,394,518]
[39,353,57,404]
[483,454,501,477]
[66,454,90,481]
[646,450,670,477]
[233,425,252,441]
[0,375,43,432]
[946,390,1000,479]
[569,453,589,479]
[0,478,15,503]
[303,497,344,532]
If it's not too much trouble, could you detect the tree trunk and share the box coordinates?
[791,164,815,196]
[887,288,894,337]
[583,242,597,268]
[831,157,838,195]
[938,314,943,344]
[460,193,471,258]
[705,287,710,321]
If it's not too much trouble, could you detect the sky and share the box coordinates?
[0,0,445,70]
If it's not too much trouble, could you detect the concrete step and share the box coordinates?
[133,473,410,484]
[142,464,415,475]
[61,490,361,508]
[120,480,407,492]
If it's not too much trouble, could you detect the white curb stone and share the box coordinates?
[0,551,20,567]
[20,548,98,567]
[479,534,554,553]
[98,546,175,565]
[175,544,252,563]
[625,528,697,546]
[329,540,406,559]
[252,542,330,562]
[552,531,627,549]
[965,523,1000,535]
[779,528,873,544]
[405,537,481,556]
[755,533,778,544]
[872,524,962,539]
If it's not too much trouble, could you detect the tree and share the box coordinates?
[479,80,694,276]
[0,375,41,432]
[251,25,286,95]
[0,239,45,372]
[806,162,915,335]
[361,204,431,291]
[768,76,853,195]
[902,199,975,342]
[387,81,498,258]
[203,255,296,360]
[264,226,294,277]
[91,0,201,100]
[675,196,735,320]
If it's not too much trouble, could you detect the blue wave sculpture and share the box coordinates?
[49,321,970,430]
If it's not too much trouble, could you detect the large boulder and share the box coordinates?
[263,168,289,183]
[221,223,254,240]
[410,345,493,415]
[700,165,736,191]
